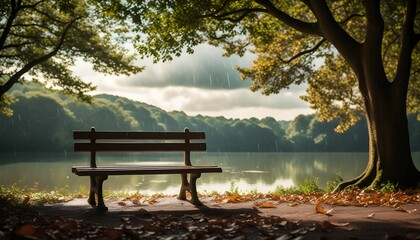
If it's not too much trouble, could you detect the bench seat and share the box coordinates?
[72,127,222,211]
[72,165,222,176]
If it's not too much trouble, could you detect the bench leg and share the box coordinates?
[88,175,109,211]
[178,173,202,206]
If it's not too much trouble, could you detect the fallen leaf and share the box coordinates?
[15,223,36,237]
[227,194,241,203]
[137,208,151,217]
[315,203,333,216]
[395,206,417,213]
[367,213,375,218]
[320,220,350,230]
[104,229,121,240]
[255,201,277,208]
[117,201,126,206]
[288,202,300,207]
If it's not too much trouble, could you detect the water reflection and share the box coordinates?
[0,152,419,194]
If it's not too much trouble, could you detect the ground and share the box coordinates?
[2,194,419,239]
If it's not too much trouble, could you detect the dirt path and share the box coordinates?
[35,196,420,239]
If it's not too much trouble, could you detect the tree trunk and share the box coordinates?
[337,74,420,190]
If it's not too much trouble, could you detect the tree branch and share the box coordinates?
[0,0,20,49]
[394,0,417,90]
[309,0,361,72]
[280,38,326,63]
[0,17,80,97]
[1,41,34,50]
[338,13,365,25]
[213,8,267,23]
[254,0,321,36]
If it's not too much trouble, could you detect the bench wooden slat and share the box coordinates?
[74,142,206,152]
[72,166,222,176]
[73,131,205,140]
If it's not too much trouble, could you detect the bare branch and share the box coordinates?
[213,8,267,23]
[280,38,326,63]
[198,6,267,24]
[338,13,365,25]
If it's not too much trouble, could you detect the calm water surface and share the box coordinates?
[1,152,419,194]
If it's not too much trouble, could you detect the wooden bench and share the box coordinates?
[72,127,222,211]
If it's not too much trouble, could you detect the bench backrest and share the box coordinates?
[73,127,206,167]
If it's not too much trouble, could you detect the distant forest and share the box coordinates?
[1,82,419,152]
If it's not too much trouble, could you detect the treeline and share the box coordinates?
[1,82,419,152]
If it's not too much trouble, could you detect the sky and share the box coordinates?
[72,44,314,121]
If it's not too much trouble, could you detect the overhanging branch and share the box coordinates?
[279,38,326,63]
[0,17,81,97]
[198,7,267,23]
[254,0,321,36]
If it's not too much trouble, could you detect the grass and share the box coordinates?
[1,174,406,206]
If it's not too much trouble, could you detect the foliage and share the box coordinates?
[0,0,143,115]
[225,181,240,195]
[379,181,399,194]
[124,0,420,132]
[0,183,73,206]
[272,178,324,195]
[326,173,344,192]
[297,178,324,194]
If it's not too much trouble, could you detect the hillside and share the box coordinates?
[1,82,419,152]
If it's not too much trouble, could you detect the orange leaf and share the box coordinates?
[117,201,127,206]
[256,201,277,208]
[316,203,333,216]
[226,194,241,203]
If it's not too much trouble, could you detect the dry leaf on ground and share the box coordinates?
[395,206,417,214]
[315,203,333,216]
[320,221,350,229]
[254,201,277,208]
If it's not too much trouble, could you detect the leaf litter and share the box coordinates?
[1,189,420,239]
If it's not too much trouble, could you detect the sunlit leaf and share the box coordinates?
[315,203,333,216]
[254,201,277,208]
[225,194,241,203]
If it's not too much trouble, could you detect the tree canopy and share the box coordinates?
[125,0,419,131]
[0,0,143,115]
[122,0,420,189]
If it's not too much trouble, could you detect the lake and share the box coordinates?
[1,152,419,194]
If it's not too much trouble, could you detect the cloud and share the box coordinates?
[96,84,312,120]
[118,45,253,89]
[71,44,313,120]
